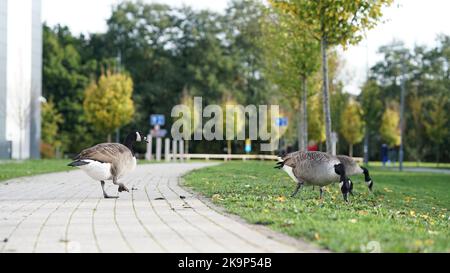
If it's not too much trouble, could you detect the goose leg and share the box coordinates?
[319,187,325,199]
[112,177,129,193]
[291,182,304,198]
[101,181,118,199]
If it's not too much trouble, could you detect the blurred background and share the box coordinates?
[0,0,449,165]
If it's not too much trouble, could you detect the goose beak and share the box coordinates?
[143,136,149,143]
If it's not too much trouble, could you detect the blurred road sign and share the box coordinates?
[245,139,251,153]
[150,114,165,126]
[275,117,288,127]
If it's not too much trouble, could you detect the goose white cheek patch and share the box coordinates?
[282,165,298,183]
[136,132,141,142]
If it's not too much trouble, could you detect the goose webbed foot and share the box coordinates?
[118,184,129,193]
[104,193,119,199]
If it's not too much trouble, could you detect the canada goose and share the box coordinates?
[336,155,373,192]
[68,131,148,198]
[275,151,353,202]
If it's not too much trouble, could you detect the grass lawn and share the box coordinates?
[369,161,450,169]
[0,159,72,182]
[183,161,450,253]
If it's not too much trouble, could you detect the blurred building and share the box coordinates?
[0,0,42,159]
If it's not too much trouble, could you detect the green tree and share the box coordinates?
[380,104,401,148]
[262,3,320,151]
[340,99,365,156]
[424,96,449,165]
[308,94,326,144]
[41,100,63,158]
[359,79,383,161]
[271,0,393,153]
[83,72,135,141]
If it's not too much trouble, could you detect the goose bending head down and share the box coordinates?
[68,131,148,198]
[275,151,353,202]
[336,155,373,192]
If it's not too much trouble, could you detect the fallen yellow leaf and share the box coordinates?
[314,233,320,240]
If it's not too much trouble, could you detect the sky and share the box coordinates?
[42,0,450,95]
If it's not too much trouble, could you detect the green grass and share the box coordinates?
[183,161,450,253]
[0,159,72,182]
[369,161,450,169]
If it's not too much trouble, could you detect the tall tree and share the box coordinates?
[379,103,401,148]
[262,4,320,151]
[271,0,393,153]
[40,100,63,158]
[84,72,135,141]
[359,79,383,161]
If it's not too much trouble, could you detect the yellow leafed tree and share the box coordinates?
[84,71,135,141]
[379,104,401,148]
[340,99,365,156]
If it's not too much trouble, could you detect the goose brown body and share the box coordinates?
[73,143,136,180]
[276,151,353,201]
[68,131,147,198]
[281,151,341,186]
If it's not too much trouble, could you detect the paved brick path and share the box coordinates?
[0,163,320,253]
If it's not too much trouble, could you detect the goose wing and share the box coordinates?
[74,143,132,165]
[282,151,334,167]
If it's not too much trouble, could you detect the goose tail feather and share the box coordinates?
[68,160,89,167]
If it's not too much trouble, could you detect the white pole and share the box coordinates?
[145,134,152,160]
[156,137,162,161]
[172,139,178,161]
[179,140,184,161]
[164,138,170,162]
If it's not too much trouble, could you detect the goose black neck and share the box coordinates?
[123,133,136,154]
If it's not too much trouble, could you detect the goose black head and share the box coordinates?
[339,179,353,202]
[361,166,373,192]
[335,164,351,202]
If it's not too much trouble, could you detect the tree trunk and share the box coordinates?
[436,144,440,167]
[349,144,353,157]
[298,76,308,152]
[302,75,308,151]
[363,126,369,165]
[321,36,332,153]
[297,110,303,151]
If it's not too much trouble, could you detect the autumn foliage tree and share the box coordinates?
[340,99,365,156]
[380,104,401,148]
[41,100,63,158]
[262,4,320,151]
[83,72,135,142]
